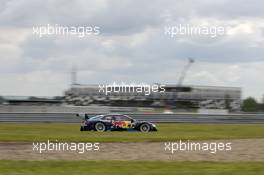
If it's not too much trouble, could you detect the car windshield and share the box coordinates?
[89,115,103,120]
[124,115,134,121]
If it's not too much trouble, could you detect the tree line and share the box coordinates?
[242,97,264,112]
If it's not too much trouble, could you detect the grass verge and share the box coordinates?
[0,160,264,175]
[0,123,263,142]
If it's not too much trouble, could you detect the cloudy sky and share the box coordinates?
[0,0,263,100]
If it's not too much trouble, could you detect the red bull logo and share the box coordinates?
[112,121,131,128]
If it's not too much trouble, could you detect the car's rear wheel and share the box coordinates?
[140,123,151,132]
[95,122,106,132]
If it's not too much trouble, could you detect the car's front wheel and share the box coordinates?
[139,123,151,132]
[95,122,106,132]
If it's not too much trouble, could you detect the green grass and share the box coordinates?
[0,123,263,142]
[0,160,264,175]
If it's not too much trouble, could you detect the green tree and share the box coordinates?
[242,97,259,112]
[225,94,231,111]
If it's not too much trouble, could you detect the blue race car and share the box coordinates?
[77,114,157,132]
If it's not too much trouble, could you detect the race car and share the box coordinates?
[77,114,157,132]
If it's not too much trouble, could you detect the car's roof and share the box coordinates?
[103,113,124,116]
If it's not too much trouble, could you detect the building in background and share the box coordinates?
[65,84,241,111]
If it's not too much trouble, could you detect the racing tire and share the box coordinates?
[139,123,151,132]
[95,122,107,132]
[80,126,84,131]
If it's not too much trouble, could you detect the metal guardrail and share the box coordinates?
[0,113,264,123]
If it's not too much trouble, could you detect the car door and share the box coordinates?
[112,115,133,129]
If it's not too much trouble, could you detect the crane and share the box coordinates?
[177,58,194,87]
[173,57,195,104]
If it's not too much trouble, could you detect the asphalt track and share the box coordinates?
[0,113,264,123]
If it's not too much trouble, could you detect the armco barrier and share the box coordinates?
[0,113,264,123]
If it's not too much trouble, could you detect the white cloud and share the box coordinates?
[0,71,68,96]
[0,0,263,100]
